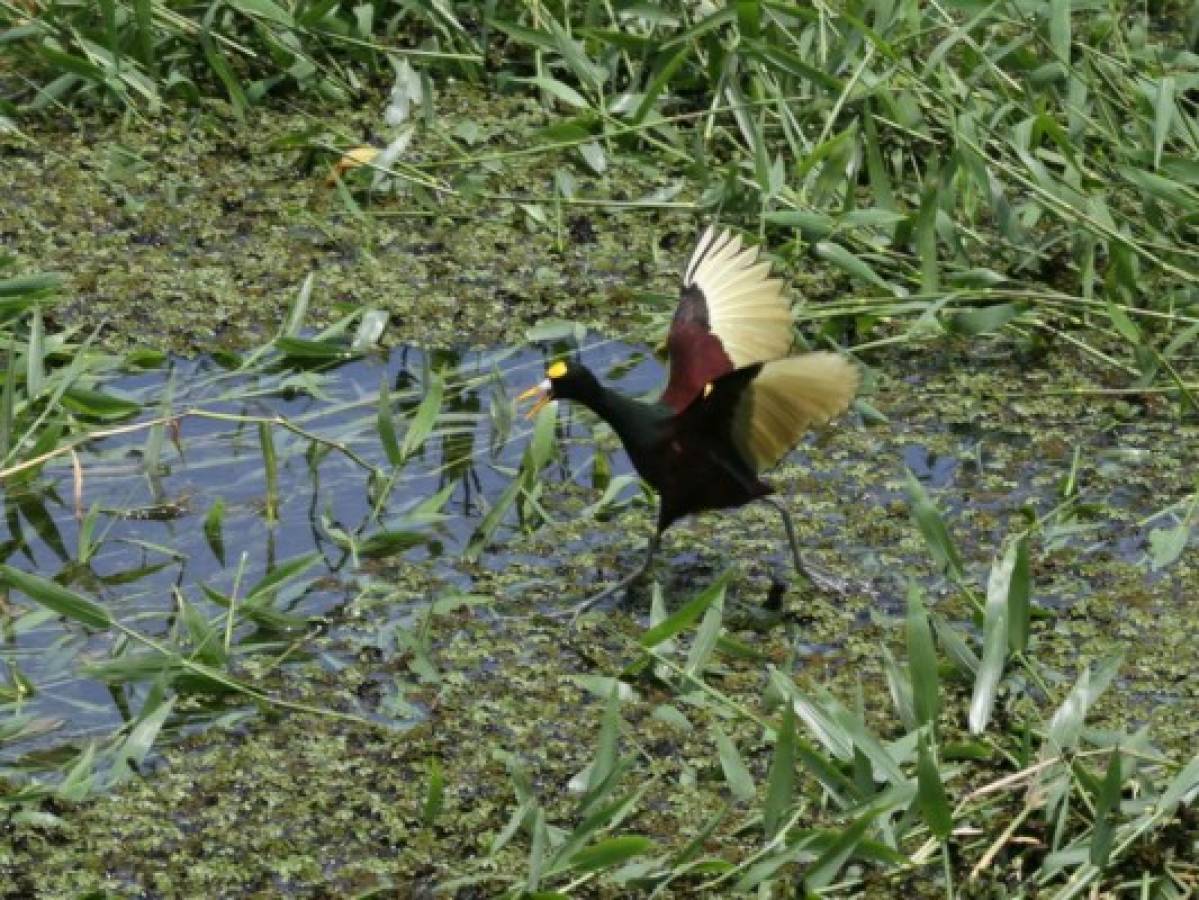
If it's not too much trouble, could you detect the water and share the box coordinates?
[1,336,1192,768]
[0,336,661,764]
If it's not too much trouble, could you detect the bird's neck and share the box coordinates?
[575,381,667,457]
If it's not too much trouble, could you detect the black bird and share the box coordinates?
[519,227,859,610]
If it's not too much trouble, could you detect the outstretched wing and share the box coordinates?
[730,352,859,471]
[659,227,793,412]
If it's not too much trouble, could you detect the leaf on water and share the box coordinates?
[61,386,140,420]
[203,497,226,566]
[1148,522,1189,571]
[0,565,112,629]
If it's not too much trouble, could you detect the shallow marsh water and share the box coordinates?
[2,335,1194,770]
[2,91,1196,894]
[2,329,1194,894]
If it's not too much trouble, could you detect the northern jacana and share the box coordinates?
[519,226,859,612]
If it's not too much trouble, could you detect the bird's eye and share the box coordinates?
[546,360,568,379]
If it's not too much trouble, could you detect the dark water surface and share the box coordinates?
[0,336,662,763]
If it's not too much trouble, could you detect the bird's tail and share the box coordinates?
[736,352,859,471]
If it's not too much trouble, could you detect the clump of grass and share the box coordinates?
[443,492,1197,896]
[0,0,483,116]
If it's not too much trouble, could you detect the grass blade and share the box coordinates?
[639,571,731,649]
[1007,535,1031,653]
[377,375,403,467]
[400,371,444,461]
[916,735,953,841]
[258,422,278,523]
[763,701,796,841]
[1153,76,1174,170]
[904,469,964,579]
[713,726,755,803]
[906,583,940,730]
[0,565,112,629]
[968,548,1011,734]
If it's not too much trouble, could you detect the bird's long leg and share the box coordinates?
[565,529,661,624]
[761,497,814,583]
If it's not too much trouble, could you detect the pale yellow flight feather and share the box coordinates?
[737,352,860,472]
[684,226,793,368]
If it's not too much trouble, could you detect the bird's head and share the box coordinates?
[517,358,596,419]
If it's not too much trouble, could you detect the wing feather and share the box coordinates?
[661,227,795,411]
[734,353,859,471]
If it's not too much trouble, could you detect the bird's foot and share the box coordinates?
[549,569,650,627]
[788,552,855,596]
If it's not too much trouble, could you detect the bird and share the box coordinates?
[518,226,859,613]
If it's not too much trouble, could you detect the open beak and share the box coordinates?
[517,379,553,420]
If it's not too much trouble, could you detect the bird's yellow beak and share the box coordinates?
[517,379,553,420]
